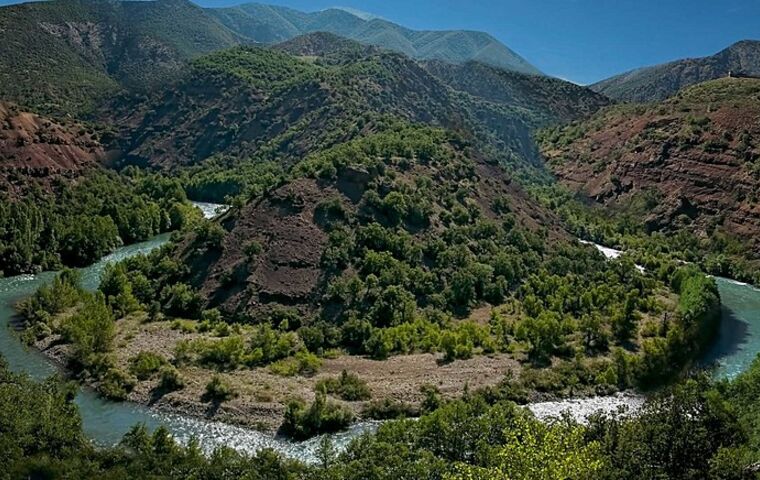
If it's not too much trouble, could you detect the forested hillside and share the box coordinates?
[207,2,542,75]
[107,36,604,186]
[0,0,243,114]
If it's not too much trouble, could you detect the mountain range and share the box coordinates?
[206,3,542,75]
[0,0,542,116]
[592,40,760,102]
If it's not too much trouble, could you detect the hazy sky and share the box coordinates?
[4,0,760,84]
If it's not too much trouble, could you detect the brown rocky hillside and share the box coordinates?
[540,78,760,250]
[0,102,104,195]
[177,127,563,321]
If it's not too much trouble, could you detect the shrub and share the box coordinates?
[99,368,137,400]
[269,351,322,377]
[315,370,371,401]
[363,397,419,420]
[161,283,203,318]
[195,221,225,249]
[196,336,245,370]
[128,352,167,381]
[203,375,236,403]
[244,240,263,258]
[158,366,185,392]
[280,392,355,439]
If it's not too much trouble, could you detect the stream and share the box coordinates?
[1,218,759,462]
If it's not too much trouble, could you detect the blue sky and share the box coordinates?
[4,0,760,84]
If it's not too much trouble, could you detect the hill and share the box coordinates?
[592,40,760,102]
[422,60,609,126]
[0,102,104,195]
[0,0,244,115]
[207,3,542,75]
[540,78,760,257]
[0,102,201,276]
[107,36,604,185]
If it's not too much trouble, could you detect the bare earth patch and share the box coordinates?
[102,318,519,432]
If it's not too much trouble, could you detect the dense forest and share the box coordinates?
[0,170,200,276]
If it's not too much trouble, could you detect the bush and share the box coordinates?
[161,283,203,318]
[280,392,355,440]
[195,221,226,249]
[363,397,419,420]
[203,375,236,403]
[98,368,136,400]
[196,336,245,370]
[157,366,185,392]
[244,240,263,258]
[128,352,167,381]
[315,370,371,401]
[269,351,322,377]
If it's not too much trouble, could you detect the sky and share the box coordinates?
[4,0,760,84]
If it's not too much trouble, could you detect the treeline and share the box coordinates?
[0,169,200,276]
[4,351,760,479]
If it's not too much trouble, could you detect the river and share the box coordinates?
[2,221,759,461]
[585,242,760,378]
[0,203,379,462]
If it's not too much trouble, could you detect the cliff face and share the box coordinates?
[541,78,760,250]
[0,103,104,195]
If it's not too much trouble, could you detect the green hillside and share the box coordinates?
[0,0,243,114]
[107,37,602,186]
[207,3,542,75]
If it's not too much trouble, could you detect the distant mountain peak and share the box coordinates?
[207,2,542,75]
[329,6,382,21]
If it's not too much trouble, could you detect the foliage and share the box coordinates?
[0,170,193,276]
[280,392,355,440]
[448,416,605,480]
[157,366,185,393]
[60,293,115,370]
[129,352,168,381]
[203,375,237,403]
[268,350,323,377]
[315,370,372,401]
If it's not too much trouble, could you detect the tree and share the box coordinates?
[448,416,606,480]
[62,293,115,368]
[520,312,563,363]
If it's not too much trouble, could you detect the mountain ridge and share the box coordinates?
[592,40,760,102]
[206,2,542,75]
[0,0,246,114]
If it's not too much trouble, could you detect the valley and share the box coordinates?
[2,0,760,478]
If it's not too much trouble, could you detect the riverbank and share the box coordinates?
[4,226,758,460]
